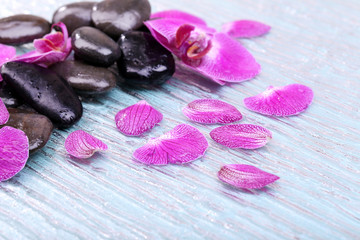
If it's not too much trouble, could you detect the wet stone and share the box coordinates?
[52,1,95,35]
[72,26,122,67]
[91,0,151,39]
[0,14,50,45]
[2,108,53,154]
[0,81,23,107]
[50,60,117,94]
[1,62,83,128]
[117,31,175,87]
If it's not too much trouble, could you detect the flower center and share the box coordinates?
[174,24,212,65]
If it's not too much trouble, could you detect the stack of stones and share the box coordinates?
[0,0,175,153]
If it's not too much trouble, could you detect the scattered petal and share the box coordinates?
[244,84,314,116]
[210,124,272,149]
[218,164,279,189]
[115,100,163,136]
[133,124,208,165]
[65,130,108,159]
[0,126,29,181]
[183,99,242,124]
[0,44,17,81]
[0,98,9,124]
[222,20,271,38]
[14,22,72,67]
[151,10,207,26]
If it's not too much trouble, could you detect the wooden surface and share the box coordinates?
[1,0,359,239]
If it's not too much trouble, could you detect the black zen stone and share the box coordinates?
[0,14,50,45]
[1,62,83,128]
[3,108,53,154]
[50,60,117,94]
[117,31,175,87]
[71,26,122,67]
[0,81,23,107]
[52,2,95,35]
[91,0,151,39]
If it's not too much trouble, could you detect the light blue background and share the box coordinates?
[0,0,359,239]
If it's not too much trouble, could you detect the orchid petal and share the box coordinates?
[210,124,272,149]
[65,130,108,159]
[222,20,271,38]
[115,100,163,136]
[244,84,314,116]
[218,164,279,189]
[0,126,29,181]
[151,10,207,26]
[188,33,261,84]
[133,124,208,165]
[183,99,242,124]
[0,98,9,124]
[33,33,64,53]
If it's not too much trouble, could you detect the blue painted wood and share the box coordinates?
[1,0,359,239]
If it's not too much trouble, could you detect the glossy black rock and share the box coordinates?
[91,0,151,39]
[117,31,175,86]
[0,14,50,45]
[52,1,95,35]
[3,108,53,154]
[50,60,117,94]
[1,62,83,128]
[72,26,122,67]
[0,81,22,107]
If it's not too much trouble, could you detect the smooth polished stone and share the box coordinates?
[52,1,95,35]
[0,81,22,107]
[71,26,122,67]
[0,14,50,45]
[1,62,83,128]
[117,31,175,86]
[3,108,53,154]
[50,60,117,94]
[91,0,151,39]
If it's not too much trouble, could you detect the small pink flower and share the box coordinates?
[244,84,314,116]
[218,164,279,189]
[210,124,272,149]
[0,126,29,182]
[0,98,9,125]
[65,130,108,159]
[14,22,72,67]
[0,22,71,81]
[133,124,208,165]
[145,10,263,85]
[115,100,163,136]
[183,99,242,124]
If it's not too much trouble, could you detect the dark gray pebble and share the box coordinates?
[72,26,122,67]
[0,14,50,45]
[1,62,83,128]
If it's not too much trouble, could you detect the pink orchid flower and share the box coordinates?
[0,22,71,81]
[145,10,269,85]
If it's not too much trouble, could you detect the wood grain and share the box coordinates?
[0,0,359,239]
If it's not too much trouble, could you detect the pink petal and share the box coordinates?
[0,44,17,81]
[65,130,108,159]
[188,33,261,84]
[33,32,64,53]
[133,124,208,165]
[0,126,29,182]
[151,10,207,26]
[244,84,314,116]
[183,99,242,124]
[222,20,271,38]
[144,18,216,51]
[115,100,163,136]
[0,98,9,124]
[210,124,272,149]
[218,164,279,189]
